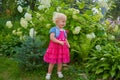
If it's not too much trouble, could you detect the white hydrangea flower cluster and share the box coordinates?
[95,45,102,51]
[92,7,99,14]
[6,21,13,28]
[38,0,51,10]
[73,26,81,34]
[20,12,32,28]
[24,13,32,21]
[29,28,36,39]
[86,32,96,40]
[17,5,23,13]
[20,18,28,28]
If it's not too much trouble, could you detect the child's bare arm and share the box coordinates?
[66,39,70,48]
[50,33,64,45]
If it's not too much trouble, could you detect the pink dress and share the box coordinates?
[44,30,70,64]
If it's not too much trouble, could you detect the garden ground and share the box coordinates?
[0,56,90,80]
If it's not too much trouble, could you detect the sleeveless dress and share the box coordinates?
[44,30,70,64]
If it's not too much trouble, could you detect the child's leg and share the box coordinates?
[57,63,62,72]
[48,63,54,74]
[46,63,54,80]
[57,63,63,78]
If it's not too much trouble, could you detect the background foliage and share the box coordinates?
[0,0,120,79]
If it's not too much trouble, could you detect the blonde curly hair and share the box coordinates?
[52,12,67,24]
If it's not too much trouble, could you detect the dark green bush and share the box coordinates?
[14,36,46,71]
[0,34,21,56]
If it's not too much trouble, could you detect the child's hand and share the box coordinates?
[67,44,70,48]
[59,41,64,45]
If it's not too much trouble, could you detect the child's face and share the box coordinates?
[56,16,66,28]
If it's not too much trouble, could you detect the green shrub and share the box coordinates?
[86,42,120,79]
[14,36,46,71]
[0,34,21,56]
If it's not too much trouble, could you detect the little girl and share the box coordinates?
[44,12,70,80]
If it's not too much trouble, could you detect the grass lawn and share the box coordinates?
[0,56,88,80]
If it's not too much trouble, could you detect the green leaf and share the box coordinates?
[103,73,109,79]
[71,49,79,53]
[1,45,8,49]
[110,70,115,77]
[95,68,103,74]
[91,57,97,60]
[104,67,110,70]
[112,64,117,71]
[85,10,93,15]
[73,36,78,40]
[100,63,109,67]
[103,53,112,57]
[117,65,120,70]
[79,2,85,9]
